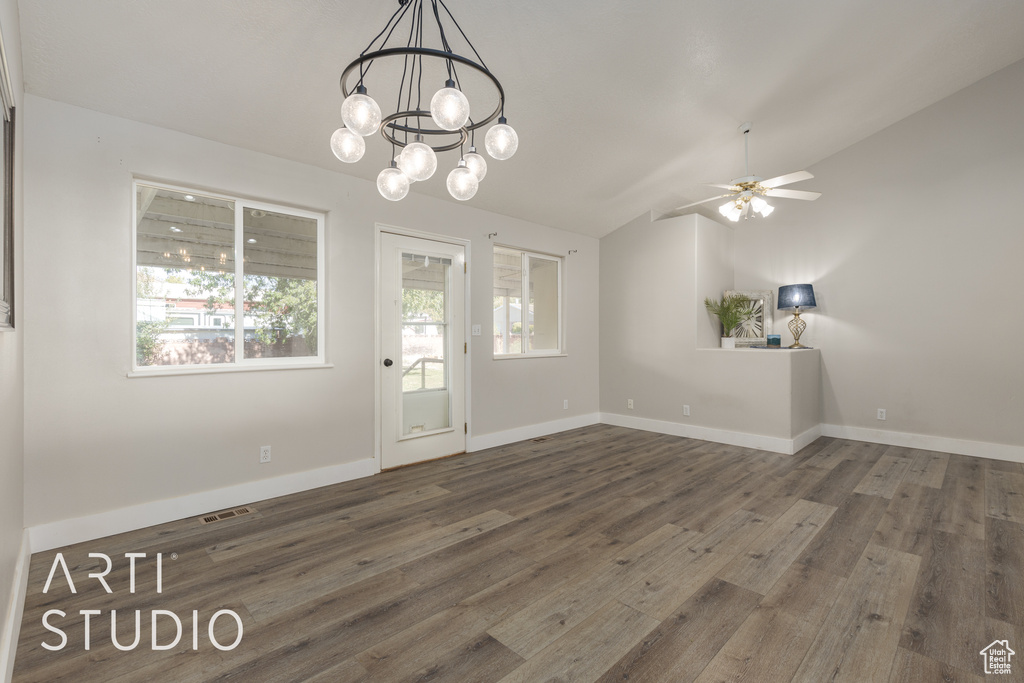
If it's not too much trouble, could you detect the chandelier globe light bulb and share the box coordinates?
[377,163,411,201]
[485,117,518,160]
[399,136,438,182]
[464,146,487,181]
[447,160,480,201]
[330,127,365,163]
[430,80,471,131]
[341,85,382,137]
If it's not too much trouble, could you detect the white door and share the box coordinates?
[379,232,466,470]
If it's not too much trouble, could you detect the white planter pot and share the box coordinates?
[721,337,736,349]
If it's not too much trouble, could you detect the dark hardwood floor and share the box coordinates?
[13,425,1023,681]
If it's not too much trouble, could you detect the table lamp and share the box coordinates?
[778,284,816,348]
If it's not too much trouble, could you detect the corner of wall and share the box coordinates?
[0,2,26,678]
[692,215,735,349]
[0,531,29,683]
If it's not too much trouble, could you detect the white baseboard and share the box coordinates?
[600,413,817,455]
[1,531,30,683]
[792,424,824,453]
[820,424,1024,463]
[469,413,602,452]
[28,458,376,553]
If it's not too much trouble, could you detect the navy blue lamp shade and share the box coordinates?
[778,284,816,310]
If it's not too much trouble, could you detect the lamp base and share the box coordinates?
[788,310,807,348]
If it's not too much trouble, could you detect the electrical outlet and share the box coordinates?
[260,445,272,463]
[877,409,886,421]
[472,324,481,336]
[683,405,690,417]
[563,399,569,410]
[627,398,634,410]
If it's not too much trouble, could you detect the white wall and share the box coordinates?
[0,0,24,672]
[734,58,1024,450]
[21,95,599,530]
[600,212,819,450]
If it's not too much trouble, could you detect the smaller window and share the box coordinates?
[493,246,562,356]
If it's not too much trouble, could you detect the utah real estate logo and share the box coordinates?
[980,640,1015,675]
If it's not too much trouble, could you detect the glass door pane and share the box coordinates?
[400,253,452,436]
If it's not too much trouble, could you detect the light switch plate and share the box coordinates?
[472,325,481,336]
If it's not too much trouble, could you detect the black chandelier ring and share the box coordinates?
[340,46,506,133]
[378,110,468,152]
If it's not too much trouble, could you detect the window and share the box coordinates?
[493,246,562,356]
[0,107,11,330]
[0,26,13,330]
[133,181,324,371]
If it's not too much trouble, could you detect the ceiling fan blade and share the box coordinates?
[707,183,739,190]
[761,171,813,188]
[674,193,734,211]
[764,188,821,201]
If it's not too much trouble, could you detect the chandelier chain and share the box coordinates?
[429,1,454,77]
[436,0,487,118]
[437,0,489,72]
[358,0,412,82]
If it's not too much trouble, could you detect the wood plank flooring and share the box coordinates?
[13,425,1024,681]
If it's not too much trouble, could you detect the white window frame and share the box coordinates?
[131,179,327,375]
[493,245,563,358]
[0,21,13,331]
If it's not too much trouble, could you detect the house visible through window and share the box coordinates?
[133,181,324,371]
[493,246,562,356]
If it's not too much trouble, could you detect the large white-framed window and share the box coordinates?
[493,245,562,357]
[132,180,325,373]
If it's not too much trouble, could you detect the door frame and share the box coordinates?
[374,223,472,473]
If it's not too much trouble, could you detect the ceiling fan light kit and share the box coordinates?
[333,0,518,202]
[677,123,821,221]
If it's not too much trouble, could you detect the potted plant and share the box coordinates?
[704,294,753,348]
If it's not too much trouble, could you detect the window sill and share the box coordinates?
[493,353,567,360]
[128,362,334,378]
[696,347,817,352]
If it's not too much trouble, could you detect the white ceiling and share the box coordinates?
[18,0,1024,237]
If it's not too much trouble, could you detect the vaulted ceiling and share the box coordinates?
[18,0,1024,237]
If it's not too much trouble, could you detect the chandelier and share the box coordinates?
[331,0,518,202]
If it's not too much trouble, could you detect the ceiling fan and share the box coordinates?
[676,123,821,222]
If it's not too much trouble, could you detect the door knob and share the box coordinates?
[383,358,393,367]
